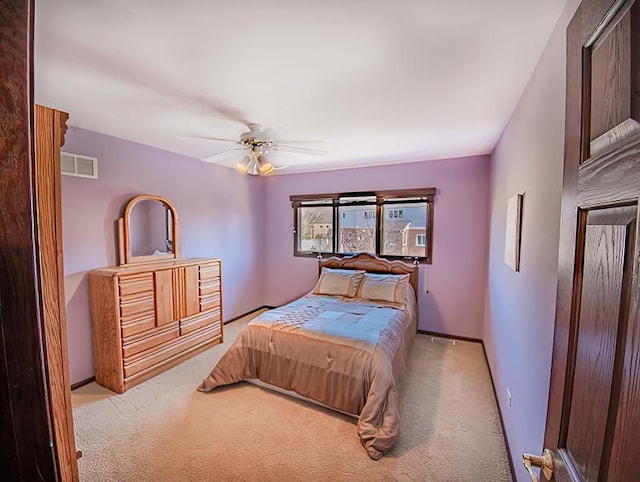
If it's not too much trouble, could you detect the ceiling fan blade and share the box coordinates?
[179,135,242,144]
[203,102,252,128]
[273,140,327,149]
[273,144,328,156]
[201,148,247,163]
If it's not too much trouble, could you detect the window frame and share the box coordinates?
[291,188,435,263]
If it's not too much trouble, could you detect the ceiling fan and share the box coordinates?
[183,123,328,175]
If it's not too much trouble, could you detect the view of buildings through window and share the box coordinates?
[338,203,376,253]
[381,203,427,257]
[295,191,432,260]
[298,205,333,253]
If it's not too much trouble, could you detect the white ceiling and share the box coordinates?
[35,0,567,174]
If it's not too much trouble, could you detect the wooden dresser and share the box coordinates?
[89,194,223,393]
[89,258,223,393]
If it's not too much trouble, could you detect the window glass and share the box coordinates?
[381,203,428,257]
[297,206,333,253]
[337,203,376,254]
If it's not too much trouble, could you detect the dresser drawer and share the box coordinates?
[180,307,221,336]
[200,278,220,296]
[200,292,221,312]
[122,322,179,358]
[199,263,220,280]
[120,311,156,338]
[123,324,221,378]
[118,273,154,296]
[120,292,155,319]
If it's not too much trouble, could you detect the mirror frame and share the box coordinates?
[118,194,181,265]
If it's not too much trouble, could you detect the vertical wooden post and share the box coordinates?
[35,104,79,481]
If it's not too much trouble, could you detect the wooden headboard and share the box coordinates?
[319,253,419,294]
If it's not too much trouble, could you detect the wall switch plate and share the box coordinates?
[507,388,512,407]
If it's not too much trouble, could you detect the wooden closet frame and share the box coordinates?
[34,104,80,481]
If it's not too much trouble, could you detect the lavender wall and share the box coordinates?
[263,156,490,338]
[483,1,580,479]
[61,127,265,384]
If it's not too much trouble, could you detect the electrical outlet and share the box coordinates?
[507,388,512,407]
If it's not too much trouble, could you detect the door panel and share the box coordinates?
[606,208,640,480]
[564,207,636,481]
[607,302,640,480]
[587,1,640,158]
[589,11,631,142]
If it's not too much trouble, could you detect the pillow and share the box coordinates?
[356,272,410,305]
[312,268,365,297]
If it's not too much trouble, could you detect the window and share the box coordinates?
[291,188,435,262]
[294,198,333,254]
[337,195,376,254]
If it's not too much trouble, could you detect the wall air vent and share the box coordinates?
[60,152,98,179]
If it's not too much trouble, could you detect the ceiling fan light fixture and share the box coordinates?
[259,162,274,174]
[245,153,260,176]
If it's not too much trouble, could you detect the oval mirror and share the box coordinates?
[118,194,181,265]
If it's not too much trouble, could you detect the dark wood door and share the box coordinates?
[530,0,640,480]
[0,0,60,478]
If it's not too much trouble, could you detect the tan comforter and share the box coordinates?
[198,286,418,460]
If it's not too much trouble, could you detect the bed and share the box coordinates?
[198,253,419,460]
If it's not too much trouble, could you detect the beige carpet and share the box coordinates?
[72,311,513,481]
